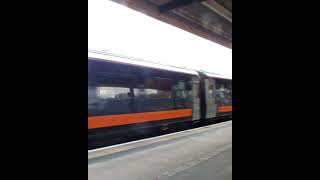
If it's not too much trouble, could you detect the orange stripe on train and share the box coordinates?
[88,109,193,129]
[217,106,232,113]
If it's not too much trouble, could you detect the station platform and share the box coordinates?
[88,121,232,180]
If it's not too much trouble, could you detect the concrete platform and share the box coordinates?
[88,121,232,180]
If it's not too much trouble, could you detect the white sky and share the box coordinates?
[88,0,232,76]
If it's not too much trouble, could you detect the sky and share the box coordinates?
[88,0,232,76]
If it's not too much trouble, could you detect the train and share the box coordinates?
[88,50,232,149]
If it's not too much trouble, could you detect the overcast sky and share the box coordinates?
[88,0,232,76]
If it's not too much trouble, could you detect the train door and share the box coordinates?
[204,78,217,118]
[227,82,232,95]
[192,77,201,120]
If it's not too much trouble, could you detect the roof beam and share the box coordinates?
[202,0,232,22]
[158,0,193,13]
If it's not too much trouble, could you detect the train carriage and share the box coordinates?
[88,51,201,148]
[88,50,232,149]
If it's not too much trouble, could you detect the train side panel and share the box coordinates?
[88,58,200,148]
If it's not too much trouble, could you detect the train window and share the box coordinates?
[96,87,130,100]
[208,84,215,98]
[134,89,171,99]
[173,81,191,99]
[88,87,98,110]
[88,66,194,115]
[133,77,175,112]
[95,73,134,88]
[215,81,232,106]
[173,80,192,109]
[134,78,173,97]
[173,81,184,97]
[88,86,133,116]
[88,73,135,116]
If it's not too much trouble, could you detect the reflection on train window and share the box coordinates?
[88,62,194,116]
[215,81,232,106]
[208,84,214,98]
[88,74,132,116]
[173,81,188,98]
[134,89,171,99]
[133,78,174,112]
[96,87,130,100]
[173,80,192,109]
[88,86,133,116]
[133,78,192,112]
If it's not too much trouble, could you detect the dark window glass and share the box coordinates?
[133,78,175,112]
[133,77,192,112]
[88,73,134,116]
[88,59,194,116]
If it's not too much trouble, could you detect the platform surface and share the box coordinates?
[88,121,232,180]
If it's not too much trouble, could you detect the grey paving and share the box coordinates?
[88,121,232,180]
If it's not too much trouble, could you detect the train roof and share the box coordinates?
[88,50,232,80]
[88,50,199,76]
[201,71,232,80]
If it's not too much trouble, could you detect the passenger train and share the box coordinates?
[88,50,232,149]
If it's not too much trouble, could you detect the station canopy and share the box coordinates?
[110,0,232,49]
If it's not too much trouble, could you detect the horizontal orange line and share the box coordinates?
[218,106,232,113]
[88,109,193,129]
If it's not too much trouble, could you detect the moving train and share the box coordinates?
[88,50,232,149]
